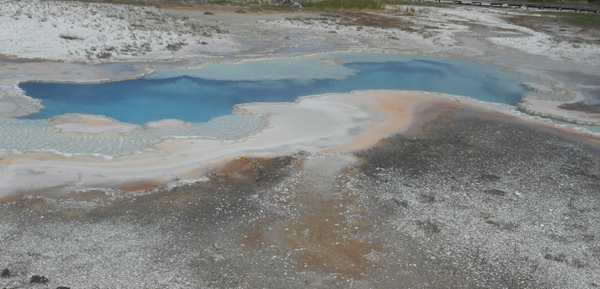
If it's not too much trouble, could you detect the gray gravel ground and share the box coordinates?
[1,107,599,288]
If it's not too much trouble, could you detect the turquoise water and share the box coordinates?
[19,54,534,125]
[4,52,544,156]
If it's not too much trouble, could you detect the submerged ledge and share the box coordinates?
[49,114,143,134]
[145,119,192,130]
[48,114,194,134]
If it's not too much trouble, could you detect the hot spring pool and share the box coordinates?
[6,52,544,157]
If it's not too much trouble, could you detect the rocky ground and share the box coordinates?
[2,1,600,288]
[1,106,599,288]
[1,0,599,66]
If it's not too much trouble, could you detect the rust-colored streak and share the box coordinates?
[214,157,251,174]
[0,193,25,204]
[241,224,267,250]
[297,239,377,276]
[238,157,380,278]
[116,180,166,192]
[68,190,107,201]
[281,201,378,277]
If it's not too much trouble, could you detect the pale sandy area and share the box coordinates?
[50,114,142,133]
[522,82,556,95]
[324,94,416,152]
[519,95,600,126]
[0,90,447,197]
[0,89,573,199]
[145,119,192,129]
[1,0,598,66]
[0,0,242,63]
[0,101,16,113]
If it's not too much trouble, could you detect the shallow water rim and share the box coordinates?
[1,89,597,198]
[1,50,593,160]
[0,89,567,161]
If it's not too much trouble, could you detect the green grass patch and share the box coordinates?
[556,12,600,29]
[517,0,600,7]
[387,0,453,8]
[303,0,452,10]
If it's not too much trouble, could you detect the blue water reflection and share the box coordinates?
[19,59,531,125]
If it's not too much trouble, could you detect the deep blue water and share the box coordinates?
[19,59,531,125]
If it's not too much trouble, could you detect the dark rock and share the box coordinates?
[558,102,600,114]
[27,252,42,257]
[420,193,436,203]
[30,275,49,284]
[544,253,567,263]
[483,189,507,196]
[204,11,214,15]
[281,0,303,7]
[56,287,71,289]
[479,174,501,182]
[418,219,440,233]
[393,198,409,208]
[1,268,11,278]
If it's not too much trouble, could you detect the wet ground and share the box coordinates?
[1,106,599,288]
